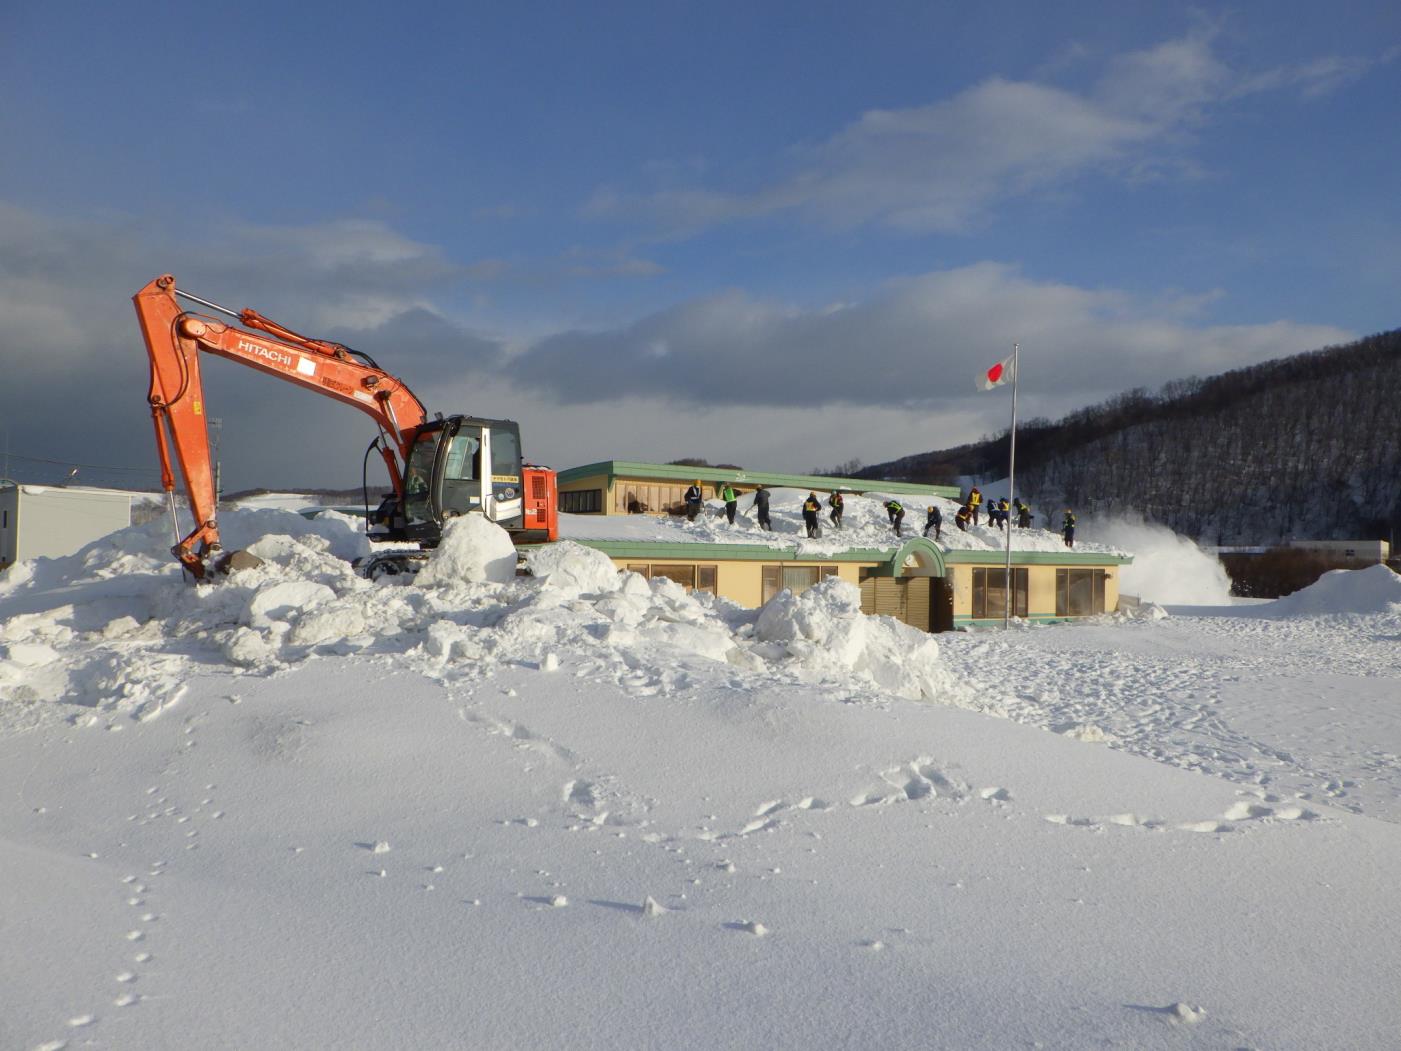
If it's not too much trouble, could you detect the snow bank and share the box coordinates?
[415,516,518,586]
[0,511,979,726]
[754,578,970,703]
[526,541,622,595]
[1265,563,1401,617]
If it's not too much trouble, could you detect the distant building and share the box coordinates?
[556,460,960,515]
[1285,539,1390,564]
[0,483,133,569]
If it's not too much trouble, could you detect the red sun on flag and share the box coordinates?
[977,352,1016,391]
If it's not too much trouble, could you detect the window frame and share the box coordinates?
[972,566,1028,619]
[624,563,718,595]
[761,564,838,604]
[1055,568,1106,616]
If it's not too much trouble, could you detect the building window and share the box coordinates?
[624,563,717,595]
[973,567,1028,619]
[1056,568,1106,616]
[620,481,704,515]
[761,564,837,604]
[650,564,695,589]
[559,489,603,514]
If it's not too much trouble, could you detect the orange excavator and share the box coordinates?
[134,274,557,580]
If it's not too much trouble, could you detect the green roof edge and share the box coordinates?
[524,536,1130,569]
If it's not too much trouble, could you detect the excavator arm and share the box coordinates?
[133,273,428,578]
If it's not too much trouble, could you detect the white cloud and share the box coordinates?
[510,262,1354,417]
[0,202,1358,489]
[588,31,1387,235]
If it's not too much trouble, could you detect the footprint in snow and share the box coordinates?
[724,920,768,936]
[1126,1001,1207,1025]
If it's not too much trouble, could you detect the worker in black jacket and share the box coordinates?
[923,505,942,540]
[802,492,822,538]
[827,490,844,531]
[684,481,703,522]
[749,486,772,531]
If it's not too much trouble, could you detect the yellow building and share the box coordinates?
[554,534,1129,632]
[547,460,1129,631]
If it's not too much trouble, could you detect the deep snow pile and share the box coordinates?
[416,515,519,585]
[0,511,980,730]
[1262,563,1401,617]
[754,577,955,699]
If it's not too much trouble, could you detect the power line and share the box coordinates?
[2,451,161,475]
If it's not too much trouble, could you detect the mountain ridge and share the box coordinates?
[857,329,1401,545]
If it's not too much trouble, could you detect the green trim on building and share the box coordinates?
[557,539,898,565]
[953,614,1080,627]
[526,535,1129,575]
[943,548,1132,566]
[557,460,960,500]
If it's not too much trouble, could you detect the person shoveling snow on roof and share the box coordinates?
[802,492,822,538]
[748,485,772,531]
[684,481,703,522]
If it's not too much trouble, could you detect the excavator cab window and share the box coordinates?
[490,427,520,495]
[403,429,441,528]
[439,428,483,516]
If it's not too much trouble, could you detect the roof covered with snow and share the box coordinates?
[559,488,1131,564]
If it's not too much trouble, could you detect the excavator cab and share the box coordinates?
[400,415,526,545]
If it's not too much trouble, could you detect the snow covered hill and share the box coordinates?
[2,511,1399,1049]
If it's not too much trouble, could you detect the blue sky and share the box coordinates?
[2,2,1398,488]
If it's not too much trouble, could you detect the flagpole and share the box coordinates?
[1003,342,1019,630]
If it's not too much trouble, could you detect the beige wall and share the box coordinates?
[952,565,974,618]
[600,554,1119,621]
[953,563,1121,620]
[1028,566,1056,616]
[556,473,610,513]
[607,557,870,609]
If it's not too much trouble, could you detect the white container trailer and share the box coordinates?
[0,483,133,569]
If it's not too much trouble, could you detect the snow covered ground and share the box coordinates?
[2,509,1399,1050]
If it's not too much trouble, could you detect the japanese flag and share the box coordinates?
[978,352,1016,391]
